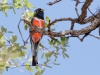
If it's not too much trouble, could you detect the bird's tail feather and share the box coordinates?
[31,41,39,66]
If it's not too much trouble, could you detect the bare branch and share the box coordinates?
[89,34,100,39]
[77,32,90,42]
[88,7,97,18]
[48,20,56,39]
[49,18,78,25]
[18,19,25,44]
[23,16,100,37]
[78,0,93,23]
[70,21,75,30]
[21,7,100,42]
[75,7,79,17]
[72,0,84,7]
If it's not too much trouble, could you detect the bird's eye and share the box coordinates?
[37,8,41,11]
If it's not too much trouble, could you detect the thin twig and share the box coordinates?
[48,20,55,39]
[89,34,100,39]
[47,0,61,6]
[0,32,12,45]
[88,7,97,18]
[49,18,77,26]
[40,44,50,52]
[72,0,84,17]
[22,36,30,46]
[18,19,25,43]
[77,32,90,42]
[4,35,12,45]
[75,7,79,17]
[72,0,84,7]
[70,21,75,30]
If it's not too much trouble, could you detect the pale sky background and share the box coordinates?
[1,0,100,75]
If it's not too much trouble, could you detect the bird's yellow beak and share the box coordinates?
[41,9,44,12]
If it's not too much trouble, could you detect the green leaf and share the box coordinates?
[0,61,5,70]
[1,46,7,54]
[65,37,69,42]
[26,3,33,8]
[35,70,44,75]
[7,47,12,52]
[63,54,65,58]
[46,65,52,68]
[41,52,44,59]
[0,32,3,39]
[12,7,16,14]
[27,45,30,48]
[2,0,7,3]
[54,46,59,51]
[45,52,50,60]
[19,50,26,57]
[54,54,58,58]
[4,11,8,17]
[20,46,27,49]
[1,26,7,32]
[63,53,69,58]
[25,62,33,71]
[6,67,8,71]
[62,48,66,53]
[0,42,2,48]
[12,35,17,42]
[12,0,16,3]
[35,66,41,72]
[46,16,50,24]
[35,71,41,75]
[17,0,20,3]
[25,62,30,70]
[24,24,28,30]
[44,59,51,65]
[41,70,45,74]
[61,37,65,41]
[54,63,60,65]
[13,2,21,9]
[10,35,17,43]
[48,39,52,45]
[28,12,33,17]
[7,31,13,33]
[0,39,5,46]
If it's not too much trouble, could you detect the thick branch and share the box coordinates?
[22,10,100,41]
[23,17,100,37]
[78,0,93,23]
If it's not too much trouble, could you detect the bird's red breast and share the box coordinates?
[31,17,44,43]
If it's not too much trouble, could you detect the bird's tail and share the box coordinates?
[31,40,39,66]
[32,56,38,66]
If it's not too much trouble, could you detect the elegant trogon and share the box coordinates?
[30,8,44,66]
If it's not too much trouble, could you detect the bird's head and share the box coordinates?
[34,8,44,20]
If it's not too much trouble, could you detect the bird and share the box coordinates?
[29,8,44,66]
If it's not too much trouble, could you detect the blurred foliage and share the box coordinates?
[0,0,69,75]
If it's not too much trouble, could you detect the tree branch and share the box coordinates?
[47,0,61,6]
[23,14,100,39]
[78,0,93,23]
